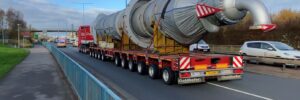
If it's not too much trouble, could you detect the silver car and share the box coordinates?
[190,40,210,52]
[240,41,300,59]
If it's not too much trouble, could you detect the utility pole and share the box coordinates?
[22,32,24,48]
[17,24,20,48]
[75,2,94,25]
[1,17,4,44]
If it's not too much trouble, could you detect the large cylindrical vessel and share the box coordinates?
[94,0,275,48]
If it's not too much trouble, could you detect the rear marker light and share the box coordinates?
[180,72,191,78]
[234,69,244,74]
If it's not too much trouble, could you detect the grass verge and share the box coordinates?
[0,44,29,79]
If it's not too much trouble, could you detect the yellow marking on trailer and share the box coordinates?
[194,65,207,70]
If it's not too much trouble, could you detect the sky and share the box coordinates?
[0,0,299,31]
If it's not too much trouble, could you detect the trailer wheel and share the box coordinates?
[97,53,101,59]
[149,64,160,79]
[162,67,176,85]
[137,62,147,75]
[114,57,121,66]
[101,53,106,61]
[128,59,136,72]
[121,58,128,69]
[92,52,95,58]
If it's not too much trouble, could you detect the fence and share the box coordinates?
[44,43,121,100]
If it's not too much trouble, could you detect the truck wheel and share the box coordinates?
[114,57,121,66]
[128,59,136,72]
[162,67,176,85]
[121,58,128,69]
[97,53,101,59]
[101,53,106,61]
[149,64,160,79]
[137,62,147,75]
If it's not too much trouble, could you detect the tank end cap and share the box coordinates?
[249,24,277,32]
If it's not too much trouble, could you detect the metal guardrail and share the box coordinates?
[44,43,121,100]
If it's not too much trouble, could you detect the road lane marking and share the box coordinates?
[207,82,273,100]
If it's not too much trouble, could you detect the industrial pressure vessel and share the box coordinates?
[94,0,275,48]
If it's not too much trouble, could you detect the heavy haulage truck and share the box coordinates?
[79,0,276,85]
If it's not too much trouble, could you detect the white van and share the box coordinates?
[190,40,210,52]
[240,41,300,59]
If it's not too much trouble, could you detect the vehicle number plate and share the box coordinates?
[191,72,204,77]
[206,71,219,76]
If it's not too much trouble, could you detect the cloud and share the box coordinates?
[0,0,115,30]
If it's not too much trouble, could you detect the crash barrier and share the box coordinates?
[244,56,299,69]
[210,45,299,69]
[44,43,121,100]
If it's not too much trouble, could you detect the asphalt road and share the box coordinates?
[58,45,300,100]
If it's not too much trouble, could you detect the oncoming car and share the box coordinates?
[190,40,210,52]
[56,39,67,48]
[240,41,300,62]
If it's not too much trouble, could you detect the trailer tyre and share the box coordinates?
[137,62,147,75]
[114,57,121,66]
[121,58,128,69]
[97,52,101,59]
[128,59,136,72]
[149,64,160,79]
[101,53,106,61]
[92,52,95,58]
[162,67,176,85]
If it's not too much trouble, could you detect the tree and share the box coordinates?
[6,8,27,39]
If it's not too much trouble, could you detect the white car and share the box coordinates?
[240,41,300,59]
[190,40,210,52]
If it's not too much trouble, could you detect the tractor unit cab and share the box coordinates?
[78,25,95,53]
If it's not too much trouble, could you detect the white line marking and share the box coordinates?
[207,82,273,100]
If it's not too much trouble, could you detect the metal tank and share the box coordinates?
[94,0,275,48]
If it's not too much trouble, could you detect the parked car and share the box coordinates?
[190,40,210,52]
[56,39,67,48]
[240,41,300,60]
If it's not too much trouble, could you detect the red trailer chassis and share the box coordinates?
[82,47,244,85]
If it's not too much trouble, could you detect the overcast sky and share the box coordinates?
[0,0,299,30]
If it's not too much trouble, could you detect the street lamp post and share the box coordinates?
[1,17,4,44]
[17,24,20,48]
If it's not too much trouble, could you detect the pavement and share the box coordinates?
[0,45,75,100]
[61,46,300,100]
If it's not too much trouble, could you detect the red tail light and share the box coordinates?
[180,72,191,78]
[234,69,244,74]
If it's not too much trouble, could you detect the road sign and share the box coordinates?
[22,32,30,38]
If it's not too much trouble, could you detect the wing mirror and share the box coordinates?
[267,48,275,51]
